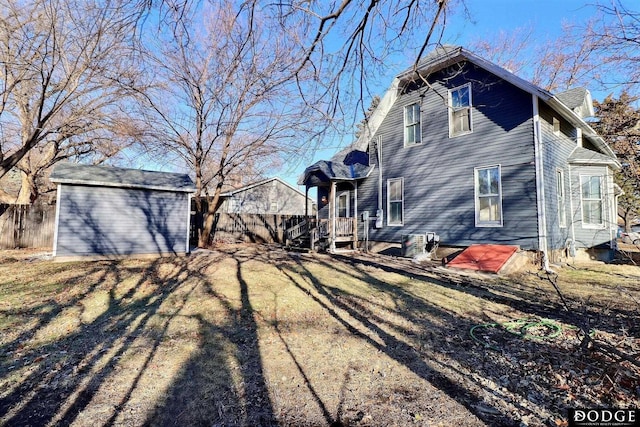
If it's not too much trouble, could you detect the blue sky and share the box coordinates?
[280,0,622,191]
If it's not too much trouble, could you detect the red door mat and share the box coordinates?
[446,244,519,273]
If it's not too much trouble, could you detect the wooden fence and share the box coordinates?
[0,204,56,249]
[191,213,310,245]
[0,207,309,250]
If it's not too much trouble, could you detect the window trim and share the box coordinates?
[403,103,422,147]
[556,169,567,228]
[580,174,605,229]
[474,165,503,227]
[448,83,473,138]
[387,177,404,226]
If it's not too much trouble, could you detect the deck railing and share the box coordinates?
[287,217,356,250]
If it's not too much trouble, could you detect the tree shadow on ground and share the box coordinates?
[0,252,276,426]
[1,246,637,427]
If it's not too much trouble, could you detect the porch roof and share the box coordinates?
[298,150,374,186]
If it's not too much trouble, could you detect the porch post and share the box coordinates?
[305,185,309,217]
[354,181,358,250]
[330,180,336,252]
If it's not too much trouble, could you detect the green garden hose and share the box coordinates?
[469,318,564,351]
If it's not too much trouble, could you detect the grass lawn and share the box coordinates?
[0,245,638,426]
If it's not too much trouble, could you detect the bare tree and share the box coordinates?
[470,1,640,95]
[587,0,640,91]
[138,2,328,247]
[0,0,143,200]
[593,92,640,229]
[267,0,451,118]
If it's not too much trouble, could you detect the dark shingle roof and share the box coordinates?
[298,151,374,186]
[50,163,196,192]
[556,88,588,110]
[568,146,620,169]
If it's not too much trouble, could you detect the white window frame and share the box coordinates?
[474,165,503,227]
[269,201,278,212]
[387,178,404,226]
[556,169,567,228]
[404,103,421,146]
[580,175,605,228]
[448,83,473,137]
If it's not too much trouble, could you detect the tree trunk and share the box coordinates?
[198,183,224,248]
[16,171,37,204]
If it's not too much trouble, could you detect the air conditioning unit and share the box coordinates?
[401,234,426,258]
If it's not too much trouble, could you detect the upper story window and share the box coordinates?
[581,175,604,227]
[449,83,473,137]
[404,103,421,146]
[387,178,404,226]
[475,165,503,227]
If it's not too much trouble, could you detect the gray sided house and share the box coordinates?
[51,163,195,260]
[299,45,621,262]
[219,177,314,215]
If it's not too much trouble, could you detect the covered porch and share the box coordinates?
[288,150,373,252]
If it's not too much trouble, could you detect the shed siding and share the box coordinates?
[56,185,189,257]
[359,62,540,249]
[539,101,576,250]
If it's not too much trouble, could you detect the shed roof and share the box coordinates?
[50,163,196,193]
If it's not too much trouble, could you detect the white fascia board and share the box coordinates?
[353,79,400,152]
[50,178,196,193]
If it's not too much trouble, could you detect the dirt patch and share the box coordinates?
[1,244,638,426]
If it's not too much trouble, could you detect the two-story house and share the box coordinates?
[298,45,621,264]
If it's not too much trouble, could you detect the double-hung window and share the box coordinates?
[475,165,503,226]
[581,175,603,227]
[449,83,472,137]
[556,169,567,228]
[404,103,421,146]
[387,178,404,226]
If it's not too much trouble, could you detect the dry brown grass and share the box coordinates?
[0,246,638,426]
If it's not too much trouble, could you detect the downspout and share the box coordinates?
[377,136,383,212]
[568,164,577,258]
[532,95,550,271]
